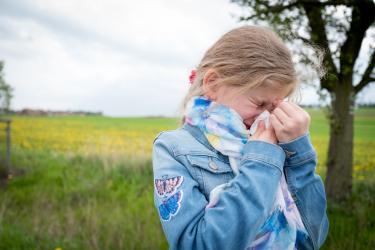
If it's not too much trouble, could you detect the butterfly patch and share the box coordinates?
[158,190,183,221]
[154,175,184,199]
[154,175,184,221]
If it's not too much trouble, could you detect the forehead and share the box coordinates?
[244,84,292,101]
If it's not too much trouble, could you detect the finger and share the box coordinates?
[285,100,308,116]
[257,120,265,131]
[283,101,310,122]
[272,107,291,125]
[254,120,266,135]
[263,124,277,144]
[287,100,305,112]
[269,113,283,132]
[275,101,295,118]
[264,119,276,134]
[250,120,264,139]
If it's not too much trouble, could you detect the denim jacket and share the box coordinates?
[152,122,329,250]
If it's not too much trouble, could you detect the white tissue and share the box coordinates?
[249,110,270,136]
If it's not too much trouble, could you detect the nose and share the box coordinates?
[262,104,274,113]
[269,104,276,112]
[268,100,282,112]
[272,99,282,107]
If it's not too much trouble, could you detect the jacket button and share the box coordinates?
[291,193,297,201]
[284,149,296,158]
[209,160,219,170]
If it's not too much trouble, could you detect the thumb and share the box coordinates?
[249,120,264,139]
[257,120,265,131]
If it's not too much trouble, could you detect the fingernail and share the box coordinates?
[259,120,264,127]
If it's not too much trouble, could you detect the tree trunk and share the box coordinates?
[325,80,355,202]
[0,161,9,187]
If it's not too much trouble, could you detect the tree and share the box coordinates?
[0,61,13,113]
[0,60,13,182]
[0,61,14,114]
[231,0,375,202]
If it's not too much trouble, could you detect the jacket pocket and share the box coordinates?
[186,153,234,199]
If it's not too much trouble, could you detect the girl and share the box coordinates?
[152,25,329,250]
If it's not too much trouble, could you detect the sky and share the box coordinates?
[0,0,374,117]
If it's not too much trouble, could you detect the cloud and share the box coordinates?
[0,0,373,117]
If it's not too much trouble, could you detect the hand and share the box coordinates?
[248,120,278,144]
[269,100,311,143]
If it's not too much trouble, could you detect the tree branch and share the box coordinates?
[340,0,375,80]
[233,0,355,11]
[301,1,339,91]
[354,49,375,94]
[297,35,312,45]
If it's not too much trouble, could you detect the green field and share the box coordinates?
[0,108,374,249]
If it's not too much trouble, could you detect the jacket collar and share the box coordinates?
[182,122,229,163]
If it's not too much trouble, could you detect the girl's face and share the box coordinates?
[205,84,291,130]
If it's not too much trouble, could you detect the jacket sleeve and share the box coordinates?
[278,132,329,250]
[152,132,286,250]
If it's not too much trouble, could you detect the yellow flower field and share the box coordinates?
[2,108,374,181]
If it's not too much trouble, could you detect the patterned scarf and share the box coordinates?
[184,95,308,250]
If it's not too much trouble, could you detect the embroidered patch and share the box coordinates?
[158,190,183,221]
[154,175,184,221]
[154,175,184,199]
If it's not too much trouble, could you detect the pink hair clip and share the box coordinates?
[189,69,196,84]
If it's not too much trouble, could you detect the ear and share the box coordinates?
[202,69,219,99]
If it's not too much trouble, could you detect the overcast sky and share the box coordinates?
[0,0,374,117]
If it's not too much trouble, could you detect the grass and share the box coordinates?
[0,107,374,249]
[0,149,166,250]
[323,182,375,249]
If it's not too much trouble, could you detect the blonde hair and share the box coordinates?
[178,25,303,125]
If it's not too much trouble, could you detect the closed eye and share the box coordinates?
[255,101,266,108]
[256,101,273,111]
[249,98,264,107]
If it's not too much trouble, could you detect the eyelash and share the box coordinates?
[250,100,264,108]
[249,98,267,108]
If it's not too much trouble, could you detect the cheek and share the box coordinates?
[242,105,257,116]
[230,100,257,121]
[236,107,256,121]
